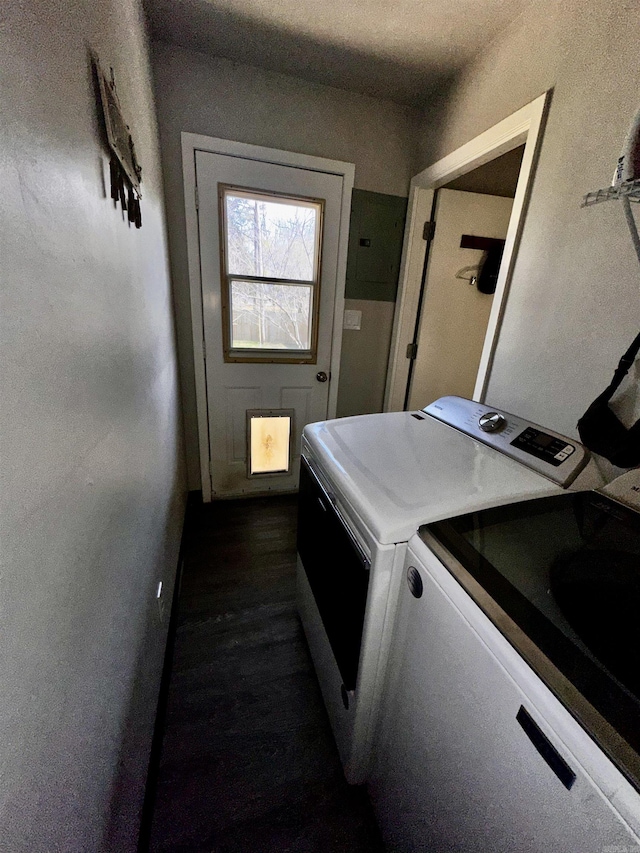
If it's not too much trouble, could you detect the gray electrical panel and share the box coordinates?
[345,189,407,302]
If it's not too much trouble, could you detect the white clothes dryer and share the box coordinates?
[296,396,607,783]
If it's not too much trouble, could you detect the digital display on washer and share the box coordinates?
[530,432,554,448]
[511,427,574,466]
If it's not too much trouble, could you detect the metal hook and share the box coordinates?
[455,265,480,286]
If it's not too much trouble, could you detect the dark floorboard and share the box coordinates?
[147,494,383,853]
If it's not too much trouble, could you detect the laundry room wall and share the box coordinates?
[416,0,640,439]
[1,1,185,850]
[150,42,419,486]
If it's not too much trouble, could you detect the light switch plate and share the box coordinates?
[343,309,362,330]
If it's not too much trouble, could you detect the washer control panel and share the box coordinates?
[510,426,575,467]
[422,396,589,486]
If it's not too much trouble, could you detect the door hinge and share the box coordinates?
[195,186,200,210]
[406,342,418,360]
[202,337,206,360]
[422,220,435,241]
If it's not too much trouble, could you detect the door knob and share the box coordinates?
[316,371,328,382]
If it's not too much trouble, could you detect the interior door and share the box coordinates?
[407,189,513,410]
[196,150,346,497]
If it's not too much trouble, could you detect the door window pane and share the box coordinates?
[225,192,320,281]
[230,280,312,350]
[220,185,324,362]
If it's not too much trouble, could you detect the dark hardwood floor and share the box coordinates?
[146,494,383,853]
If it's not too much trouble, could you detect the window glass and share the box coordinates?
[230,280,312,350]
[225,193,319,281]
[221,186,323,360]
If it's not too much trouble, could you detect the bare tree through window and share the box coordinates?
[222,189,322,354]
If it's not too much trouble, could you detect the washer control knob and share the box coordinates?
[479,412,506,432]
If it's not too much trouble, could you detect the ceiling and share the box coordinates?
[445,145,525,198]
[144,0,526,107]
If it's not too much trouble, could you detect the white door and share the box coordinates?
[407,189,513,410]
[195,150,348,497]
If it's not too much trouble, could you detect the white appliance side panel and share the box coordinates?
[351,542,406,782]
[297,538,397,784]
[411,534,640,836]
[304,413,562,544]
[369,543,640,853]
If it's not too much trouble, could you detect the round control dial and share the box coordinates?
[479,412,506,432]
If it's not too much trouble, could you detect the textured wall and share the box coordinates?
[151,42,419,487]
[337,299,396,417]
[418,0,640,438]
[0,1,186,850]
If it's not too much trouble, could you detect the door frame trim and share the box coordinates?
[181,133,355,501]
[384,91,551,412]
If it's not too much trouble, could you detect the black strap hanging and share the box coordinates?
[599,330,640,402]
[578,330,640,467]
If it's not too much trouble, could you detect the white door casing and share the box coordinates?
[183,135,354,500]
[384,92,550,412]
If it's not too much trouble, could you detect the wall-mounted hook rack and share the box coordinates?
[460,235,506,251]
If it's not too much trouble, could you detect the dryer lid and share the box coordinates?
[303,410,562,544]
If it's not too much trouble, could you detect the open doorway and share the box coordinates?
[384,92,550,412]
[405,146,524,409]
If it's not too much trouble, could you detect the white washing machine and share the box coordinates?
[369,473,640,851]
[296,396,607,783]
